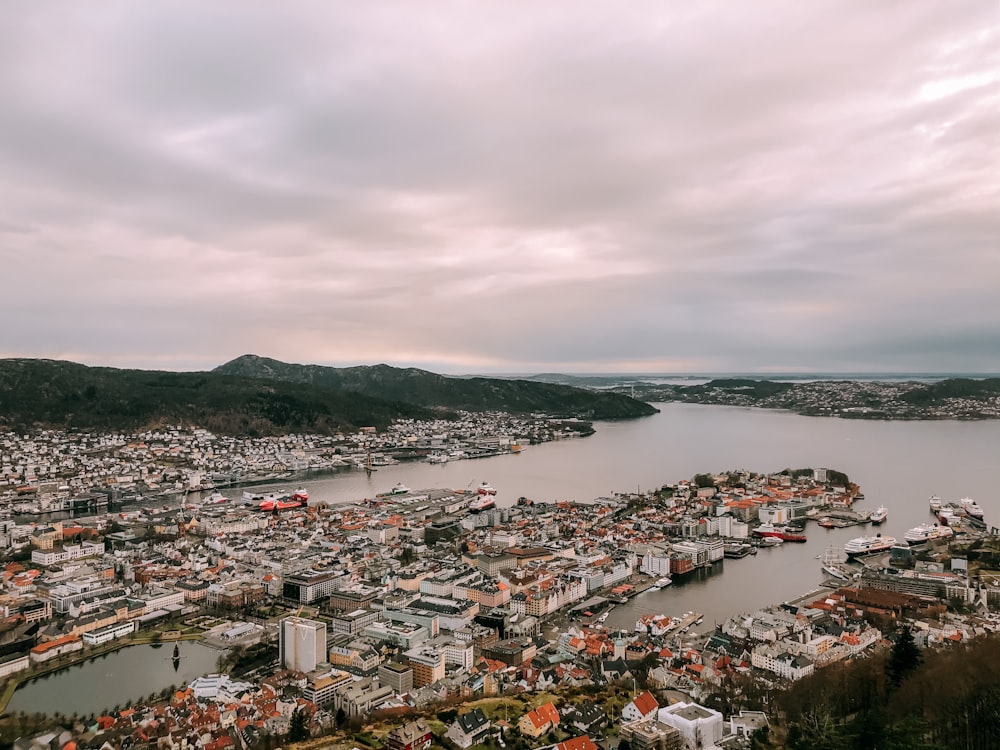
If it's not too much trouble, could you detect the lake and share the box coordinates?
[7,641,222,717]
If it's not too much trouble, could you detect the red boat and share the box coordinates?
[753,523,807,542]
[258,493,307,512]
[477,482,497,495]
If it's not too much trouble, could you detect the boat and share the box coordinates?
[869,505,888,525]
[468,495,497,513]
[203,492,228,505]
[242,490,264,503]
[258,492,306,512]
[821,547,850,580]
[904,523,955,544]
[937,506,958,525]
[929,495,943,513]
[843,534,897,558]
[427,452,449,464]
[292,487,309,502]
[752,523,807,542]
[759,536,784,547]
[655,576,672,589]
[477,482,497,496]
[389,483,411,495]
[959,497,984,519]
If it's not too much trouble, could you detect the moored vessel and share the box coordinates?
[869,505,888,525]
[959,497,984,519]
[904,523,954,544]
[752,523,807,542]
[844,533,897,558]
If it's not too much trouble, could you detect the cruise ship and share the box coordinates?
[959,497,985,519]
[844,534,897,558]
[904,523,954,545]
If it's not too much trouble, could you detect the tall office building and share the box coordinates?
[279,616,327,673]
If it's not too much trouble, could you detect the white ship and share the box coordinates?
[904,523,954,544]
[959,497,984,519]
[869,505,888,525]
[844,534,897,558]
[821,546,854,580]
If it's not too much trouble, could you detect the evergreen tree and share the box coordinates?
[886,626,922,688]
[288,707,309,742]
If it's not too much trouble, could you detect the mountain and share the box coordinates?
[0,356,657,435]
[0,358,436,435]
[213,354,658,419]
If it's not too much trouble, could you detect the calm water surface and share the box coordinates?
[272,403,1000,627]
[18,404,1000,712]
[8,642,221,717]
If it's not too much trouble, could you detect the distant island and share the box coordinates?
[525,375,1000,420]
[0,356,657,435]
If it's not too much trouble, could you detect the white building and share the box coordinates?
[658,701,724,750]
[279,616,327,673]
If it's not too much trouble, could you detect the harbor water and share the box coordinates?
[15,403,1000,713]
[247,403,1000,627]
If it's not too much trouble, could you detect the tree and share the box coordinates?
[886,626,922,688]
[288,707,309,742]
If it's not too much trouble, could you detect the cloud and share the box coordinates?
[1,1,998,373]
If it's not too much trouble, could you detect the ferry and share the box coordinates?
[929,495,943,513]
[904,523,955,545]
[752,523,807,542]
[258,492,306,512]
[959,497,985,519]
[869,505,888,525]
[477,482,498,496]
[844,534,897,558]
[292,487,309,502]
[203,492,228,505]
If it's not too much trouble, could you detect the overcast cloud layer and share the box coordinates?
[1,2,998,374]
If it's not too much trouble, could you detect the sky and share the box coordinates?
[1,2,998,375]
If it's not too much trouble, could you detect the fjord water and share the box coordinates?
[288,403,1000,627]
[16,404,1000,713]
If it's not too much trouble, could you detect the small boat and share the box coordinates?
[389,483,411,495]
[477,482,497,496]
[655,577,672,588]
[203,492,229,505]
[292,487,309,502]
[869,505,888,525]
[427,452,449,464]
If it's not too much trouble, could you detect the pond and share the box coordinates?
[7,641,223,717]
